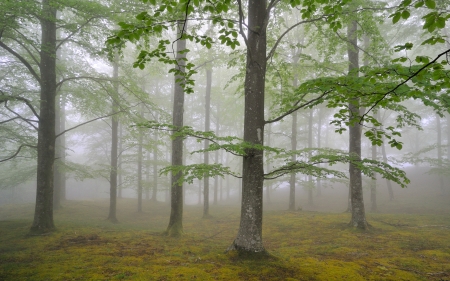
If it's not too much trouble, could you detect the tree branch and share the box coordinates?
[55,110,125,139]
[0,144,37,163]
[236,0,248,47]
[265,90,331,124]
[0,41,41,85]
[0,92,40,120]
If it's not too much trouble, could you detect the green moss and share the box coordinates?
[0,200,449,280]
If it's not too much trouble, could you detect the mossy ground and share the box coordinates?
[0,198,449,281]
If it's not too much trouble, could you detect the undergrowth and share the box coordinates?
[0,199,449,280]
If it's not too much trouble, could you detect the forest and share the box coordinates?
[0,0,450,280]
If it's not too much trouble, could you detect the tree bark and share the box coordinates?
[213,108,220,206]
[347,21,368,229]
[316,107,322,197]
[166,21,187,237]
[289,47,300,211]
[107,57,119,223]
[265,121,271,204]
[118,122,123,198]
[228,0,267,254]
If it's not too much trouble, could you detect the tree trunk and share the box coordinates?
[137,104,144,213]
[31,0,57,234]
[289,47,300,211]
[213,109,220,206]
[107,57,119,223]
[380,116,394,200]
[53,92,62,210]
[308,109,313,206]
[370,129,377,212]
[265,121,272,204]
[347,21,367,229]
[228,0,267,254]
[436,114,444,193]
[118,122,123,198]
[152,115,158,202]
[316,107,322,197]
[166,21,187,237]
[146,151,150,200]
[203,67,211,217]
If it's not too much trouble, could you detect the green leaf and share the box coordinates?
[425,0,436,9]
[392,12,401,24]
[401,10,410,19]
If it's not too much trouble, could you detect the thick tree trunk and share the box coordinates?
[166,21,186,237]
[31,0,57,233]
[203,67,211,217]
[347,21,367,229]
[228,0,267,254]
[107,58,119,223]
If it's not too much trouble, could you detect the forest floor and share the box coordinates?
[0,196,449,281]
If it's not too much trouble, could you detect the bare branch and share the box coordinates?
[56,110,125,139]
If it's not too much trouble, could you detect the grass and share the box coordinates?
[0,197,449,281]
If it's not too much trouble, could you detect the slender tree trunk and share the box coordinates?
[228,0,267,254]
[436,114,444,193]
[265,121,271,204]
[137,104,144,212]
[316,107,322,197]
[380,126,394,200]
[370,128,377,212]
[347,21,367,229]
[289,47,300,211]
[166,21,186,236]
[146,151,150,200]
[203,67,211,217]
[308,109,313,206]
[152,115,158,202]
[30,0,57,234]
[118,122,123,198]
[213,110,220,206]
[107,57,119,223]
[53,93,62,210]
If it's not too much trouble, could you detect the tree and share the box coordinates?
[166,21,188,237]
